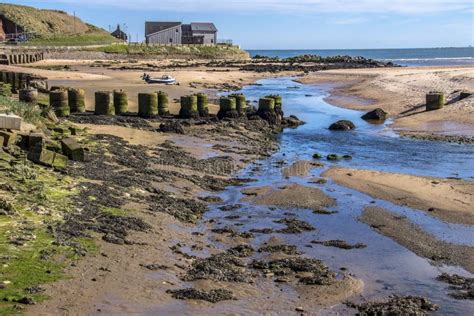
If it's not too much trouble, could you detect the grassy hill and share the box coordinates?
[0,3,118,45]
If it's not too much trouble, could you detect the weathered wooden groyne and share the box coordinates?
[0,70,48,93]
[0,52,45,65]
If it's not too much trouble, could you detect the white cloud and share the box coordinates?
[36,0,474,14]
[333,17,368,25]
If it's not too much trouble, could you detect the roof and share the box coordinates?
[190,22,217,32]
[145,21,181,36]
[181,24,192,32]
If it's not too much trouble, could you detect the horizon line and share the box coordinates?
[244,46,474,51]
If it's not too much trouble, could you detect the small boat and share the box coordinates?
[142,73,177,85]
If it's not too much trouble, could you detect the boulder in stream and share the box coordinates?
[361,108,388,121]
[329,120,356,131]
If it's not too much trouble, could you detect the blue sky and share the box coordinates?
[4,0,474,49]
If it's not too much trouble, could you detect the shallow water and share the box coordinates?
[202,78,473,314]
[142,77,474,315]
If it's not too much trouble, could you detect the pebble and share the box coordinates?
[295,307,305,312]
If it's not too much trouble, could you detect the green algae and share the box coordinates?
[0,160,87,314]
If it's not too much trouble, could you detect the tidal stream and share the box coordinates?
[208,78,473,314]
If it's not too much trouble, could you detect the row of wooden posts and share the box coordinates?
[44,88,284,119]
[0,70,42,94]
[0,52,45,65]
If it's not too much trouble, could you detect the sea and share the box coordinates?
[247,47,474,67]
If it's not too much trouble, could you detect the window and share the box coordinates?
[169,38,172,43]
[176,29,179,32]
[211,39,214,43]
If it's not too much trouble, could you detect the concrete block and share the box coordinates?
[61,137,84,161]
[28,133,45,150]
[0,130,17,147]
[28,148,55,167]
[0,114,22,130]
[52,152,68,168]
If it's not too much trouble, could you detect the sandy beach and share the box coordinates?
[323,167,474,225]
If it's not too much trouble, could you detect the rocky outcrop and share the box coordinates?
[329,120,356,131]
[361,108,387,121]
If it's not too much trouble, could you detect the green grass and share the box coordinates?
[23,34,119,47]
[0,3,115,47]
[0,95,44,126]
[97,44,249,58]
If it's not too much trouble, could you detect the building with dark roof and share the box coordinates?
[145,21,217,45]
[111,25,127,41]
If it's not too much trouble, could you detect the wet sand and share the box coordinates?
[361,207,474,273]
[323,167,474,225]
[298,66,474,139]
[241,183,336,210]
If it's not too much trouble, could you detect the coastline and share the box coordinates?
[1,59,472,315]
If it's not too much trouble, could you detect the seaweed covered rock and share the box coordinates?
[167,288,234,303]
[159,121,185,134]
[61,137,85,162]
[27,147,67,168]
[282,115,304,128]
[329,120,356,131]
[361,108,387,121]
[19,88,38,104]
[347,295,439,315]
[217,96,239,119]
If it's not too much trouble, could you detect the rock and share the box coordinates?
[0,130,18,147]
[27,147,68,168]
[326,154,340,161]
[61,137,85,161]
[27,133,45,150]
[361,108,388,121]
[0,114,22,130]
[15,296,36,305]
[0,198,15,216]
[342,155,352,160]
[159,121,185,134]
[329,120,356,131]
[52,152,68,168]
[282,115,305,128]
[312,153,322,159]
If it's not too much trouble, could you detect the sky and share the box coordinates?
[3,0,474,49]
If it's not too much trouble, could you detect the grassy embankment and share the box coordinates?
[0,3,119,46]
[97,43,250,59]
[0,97,95,315]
